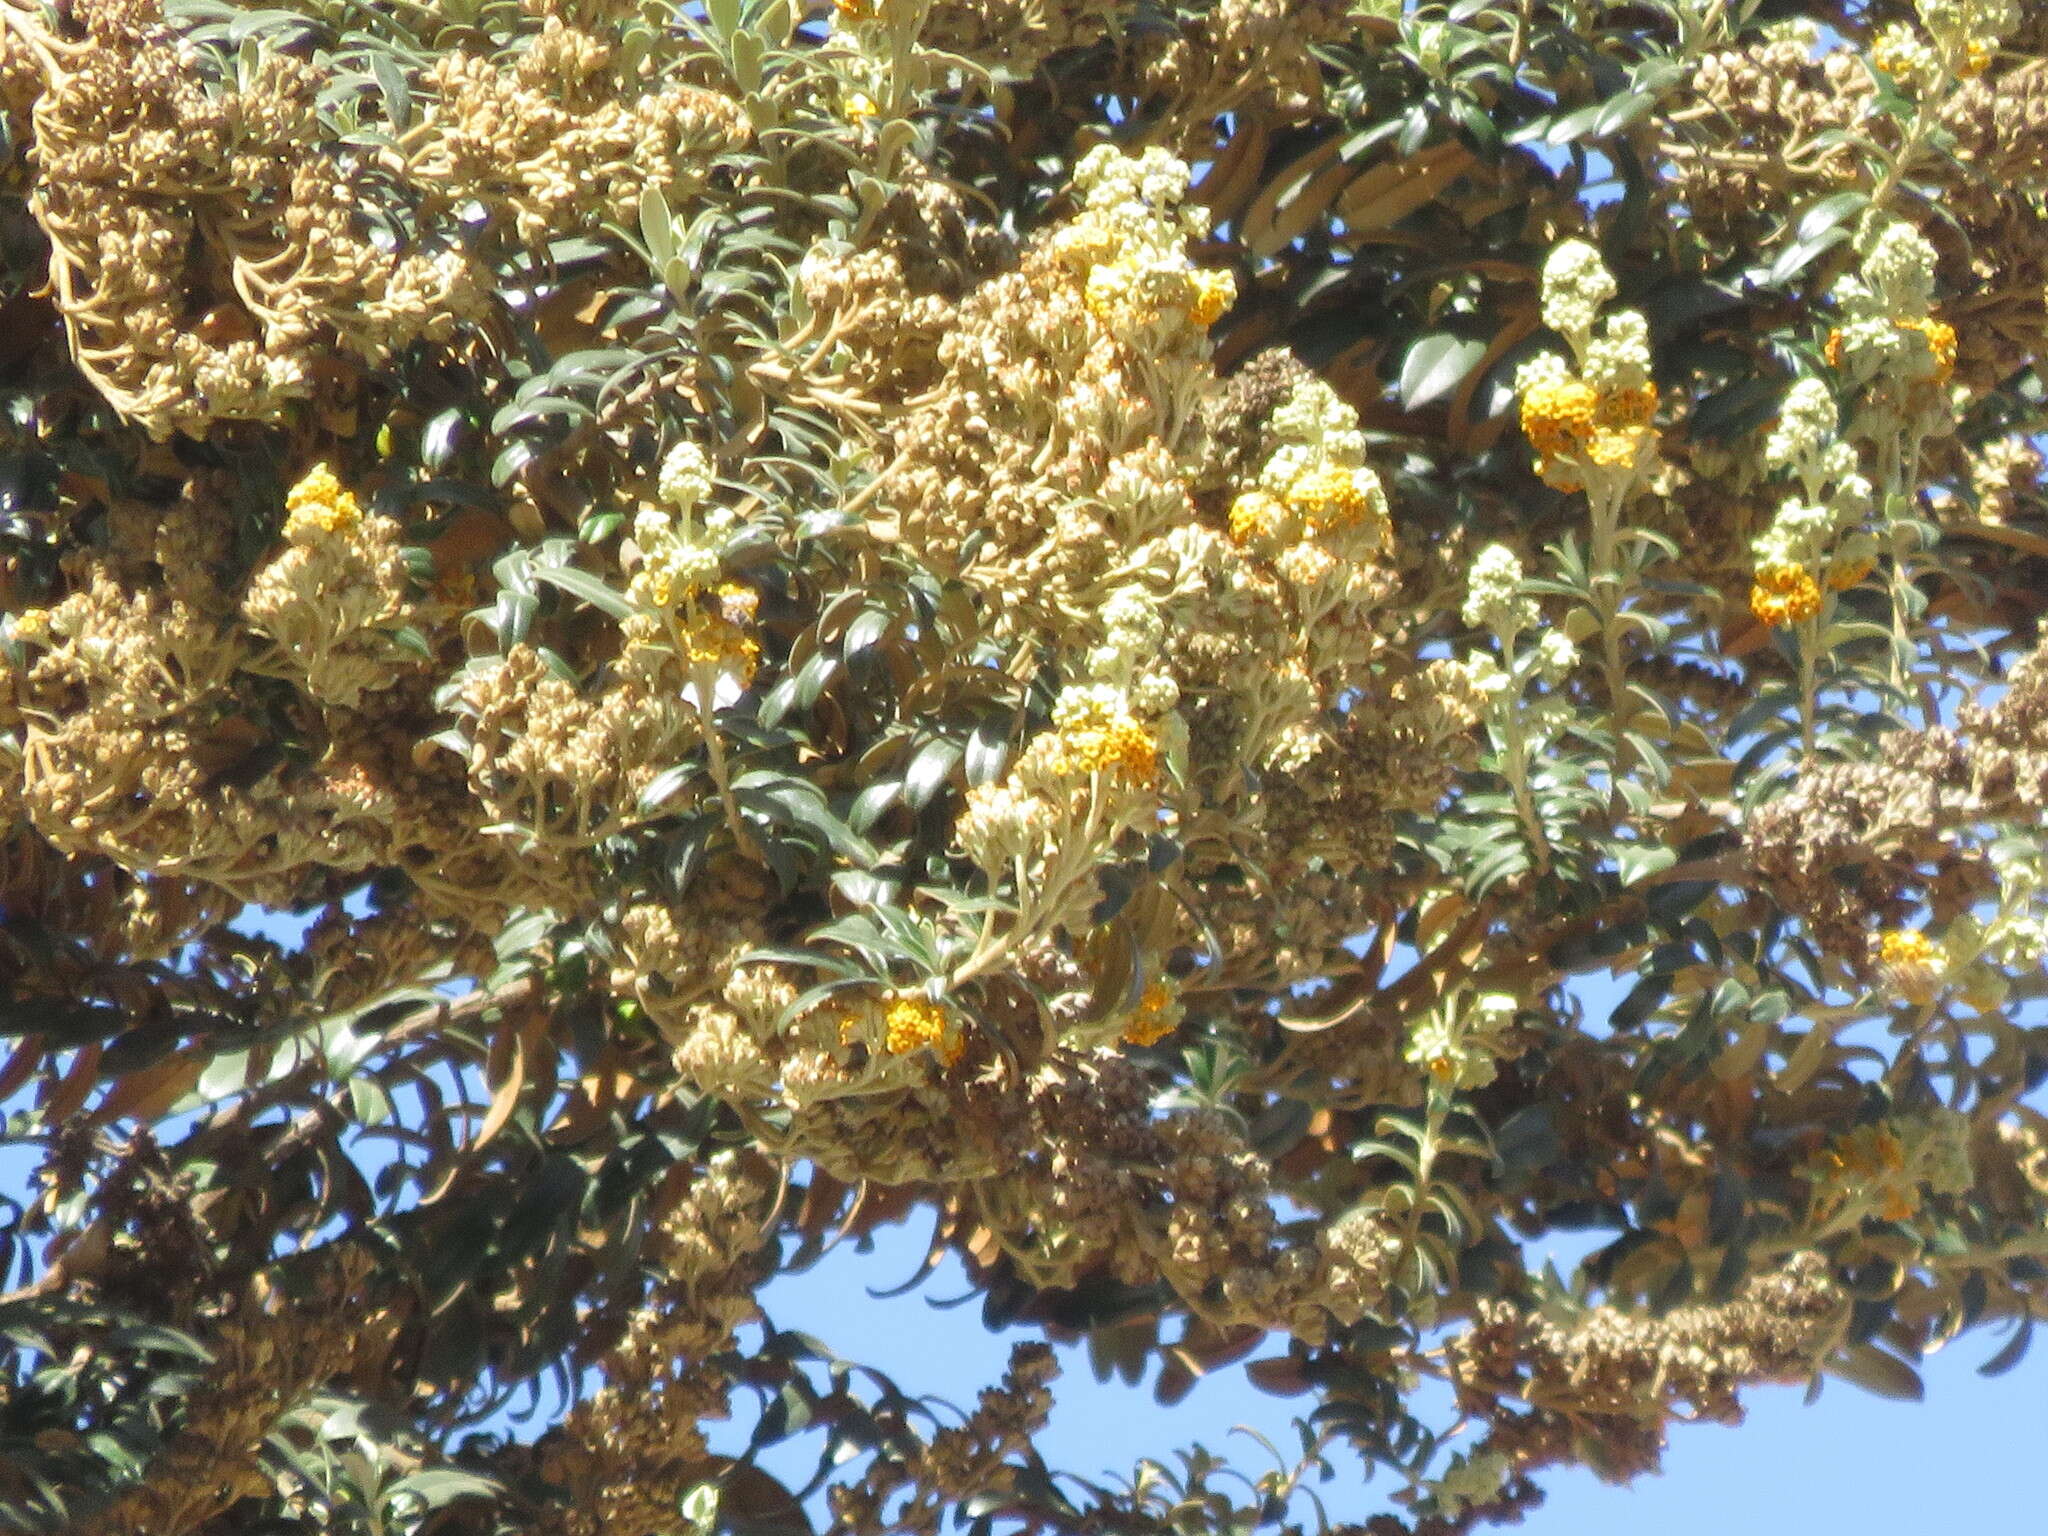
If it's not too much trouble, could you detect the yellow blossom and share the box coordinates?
[1122,981,1181,1047]
[714,581,759,627]
[1084,260,1131,324]
[1518,376,1598,460]
[1047,699,1159,783]
[1228,489,1286,546]
[1870,26,1931,83]
[844,91,879,125]
[1879,928,1940,966]
[1812,1124,1920,1222]
[1284,466,1374,533]
[1184,267,1236,328]
[1823,1123,1908,1178]
[283,463,363,543]
[1896,316,1957,384]
[1749,563,1821,627]
[1595,381,1658,429]
[1584,427,1645,470]
[1877,927,1946,1004]
[678,609,760,684]
[882,993,962,1065]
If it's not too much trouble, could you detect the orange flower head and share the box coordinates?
[882,994,962,1065]
[1749,563,1822,627]
[1519,376,1599,460]
[1122,982,1181,1047]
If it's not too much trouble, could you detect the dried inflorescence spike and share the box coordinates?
[1450,1253,1845,1453]
[7,0,744,438]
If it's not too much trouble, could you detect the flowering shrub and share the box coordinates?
[3,0,2048,1531]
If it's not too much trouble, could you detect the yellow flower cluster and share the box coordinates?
[677,606,760,685]
[1748,562,1822,627]
[1122,981,1182,1047]
[1185,268,1237,329]
[1518,375,1598,460]
[1283,464,1381,534]
[1232,375,1392,607]
[1515,242,1661,493]
[283,463,364,543]
[881,993,962,1065]
[638,564,681,609]
[1812,1125,1919,1222]
[1081,258,1237,335]
[1055,146,1234,343]
[1046,698,1159,783]
[1228,489,1286,545]
[1402,994,1512,1094]
[1871,25,1942,89]
[1877,927,1947,1003]
[1227,466,1385,558]
[1518,374,1659,491]
[1879,928,1941,966]
[1900,316,1958,384]
[1824,317,1956,384]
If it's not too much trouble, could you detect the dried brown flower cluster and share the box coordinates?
[2,0,742,437]
[1449,1255,1845,1488]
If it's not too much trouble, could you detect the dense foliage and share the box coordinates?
[3,0,2048,1530]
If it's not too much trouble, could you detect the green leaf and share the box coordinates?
[640,185,676,273]
[638,764,699,815]
[1612,842,1676,886]
[843,606,892,655]
[1795,189,1869,243]
[1593,90,1658,135]
[848,779,900,833]
[1763,224,1850,288]
[383,1468,501,1508]
[964,719,1010,788]
[1978,1315,2032,1377]
[902,738,962,811]
[531,563,636,619]
[1399,334,1487,411]
[1830,1344,1924,1402]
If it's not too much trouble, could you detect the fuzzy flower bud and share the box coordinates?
[1764,379,1840,473]
[1532,630,1578,685]
[1539,239,1618,342]
[1461,544,1537,636]
[657,442,714,513]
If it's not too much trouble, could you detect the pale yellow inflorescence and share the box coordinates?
[1514,241,1659,495]
[1873,0,2018,90]
[1746,377,1876,626]
[1822,216,1959,409]
[621,443,762,693]
[1052,145,1237,345]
